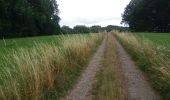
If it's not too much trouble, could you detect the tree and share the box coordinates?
[73,25,90,33]
[122,0,170,32]
[90,25,102,33]
[61,25,74,34]
[102,25,128,32]
[0,0,60,38]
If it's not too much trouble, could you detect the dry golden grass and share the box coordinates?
[0,33,103,100]
[114,31,170,100]
[92,33,125,100]
[114,31,170,77]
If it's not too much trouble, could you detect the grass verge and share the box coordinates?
[0,33,103,100]
[114,31,170,100]
[92,33,126,100]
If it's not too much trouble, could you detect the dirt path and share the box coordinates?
[62,38,105,100]
[62,34,160,100]
[114,36,160,100]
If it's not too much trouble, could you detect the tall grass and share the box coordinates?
[0,33,103,100]
[114,31,170,100]
[92,33,126,100]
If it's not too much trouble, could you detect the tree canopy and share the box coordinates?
[73,25,90,34]
[0,0,60,38]
[61,25,75,34]
[122,0,170,32]
[61,25,128,34]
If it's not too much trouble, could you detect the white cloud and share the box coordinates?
[57,0,131,27]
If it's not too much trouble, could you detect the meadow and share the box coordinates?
[134,32,170,48]
[0,33,103,100]
[114,31,170,100]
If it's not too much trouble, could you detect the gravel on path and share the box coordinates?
[115,36,160,100]
[62,38,106,100]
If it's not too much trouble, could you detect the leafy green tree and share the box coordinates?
[122,0,170,32]
[0,0,60,38]
[90,25,102,33]
[102,25,128,32]
[61,25,75,34]
[73,25,90,33]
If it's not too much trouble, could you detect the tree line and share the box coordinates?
[122,0,170,32]
[0,0,129,39]
[61,25,129,34]
[0,0,60,38]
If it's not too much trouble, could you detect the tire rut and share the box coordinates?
[62,34,160,100]
[62,38,106,100]
[114,36,160,100]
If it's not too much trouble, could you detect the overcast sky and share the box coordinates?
[57,0,131,28]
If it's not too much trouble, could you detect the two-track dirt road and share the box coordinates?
[62,33,160,100]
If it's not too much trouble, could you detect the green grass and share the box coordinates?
[114,31,170,100]
[0,33,103,100]
[92,33,125,100]
[134,32,170,48]
[0,35,61,64]
[0,36,60,48]
[0,34,98,62]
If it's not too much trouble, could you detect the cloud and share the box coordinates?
[57,0,131,27]
[74,17,120,24]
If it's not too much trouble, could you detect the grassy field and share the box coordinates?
[114,31,170,100]
[134,33,170,54]
[0,33,103,99]
[0,35,61,64]
[134,33,170,45]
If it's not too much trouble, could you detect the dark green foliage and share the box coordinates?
[89,25,102,33]
[61,25,75,34]
[122,0,170,32]
[102,25,129,32]
[0,0,60,38]
[61,25,129,34]
[73,25,90,33]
